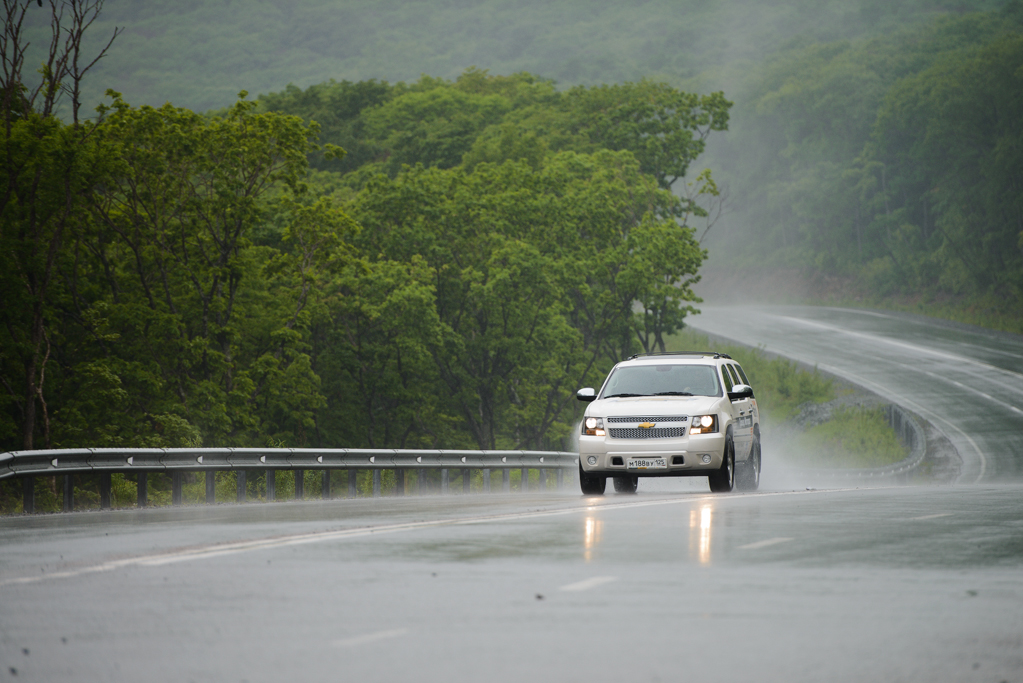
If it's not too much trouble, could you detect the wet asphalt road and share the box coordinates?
[2,306,1023,682]
[688,305,1023,483]
[2,483,1022,683]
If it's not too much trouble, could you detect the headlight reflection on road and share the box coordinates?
[583,515,603,562]
[688,504,714,565]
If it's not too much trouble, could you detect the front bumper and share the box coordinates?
[578,433,726,476]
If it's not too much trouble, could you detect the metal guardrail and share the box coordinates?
[1,448,580,513]
[790,404,927,482]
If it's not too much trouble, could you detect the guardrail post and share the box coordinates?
[100,473,111,509]
[418,469,427,494]
[295,470,304,500]
[137,473,147,507]
[441,469,449,493]
[348,471,357,497]
[322,470,330,500]
[22,477,34,513]
[267,470,276,501]
[63,475,73,512]
[521,468,528,492]
[463,469,470,493]
[171,472,182,505]
[237,471,247,502]
[503,469,510,492]
[538,468,547,490]
[556,468,564,489]
[205,471,215,504]
[372,470,381,497]
[483,469,490,492]
[395,469,404,496]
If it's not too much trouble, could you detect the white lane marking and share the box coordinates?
[333,628,409,647]
[781,316,1023,386]
[824,307,1023,361]
[908,513,953,521]
[921,370,1022,415]
[737,537,793,550]
[559,576,618,592]
[0,488,867,588]
[823,308,895,320]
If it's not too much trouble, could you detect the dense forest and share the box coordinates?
[1,2,727,458]
[22,0,1017,326]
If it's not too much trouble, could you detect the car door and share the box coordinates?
[723,363,752,460]
[733,362,759,433]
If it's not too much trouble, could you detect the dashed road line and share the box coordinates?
[333,629,409,647]
[908,513,953,521]
[737,537,793,550]
[559,576,618,592]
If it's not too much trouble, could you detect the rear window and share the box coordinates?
[601,364,722,398]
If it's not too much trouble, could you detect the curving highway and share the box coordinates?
[689,305,1023,483]
[1,306,1022,682]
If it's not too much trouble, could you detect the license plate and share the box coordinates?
[628,457,667,470]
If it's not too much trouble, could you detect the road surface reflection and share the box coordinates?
[689,504,713,564]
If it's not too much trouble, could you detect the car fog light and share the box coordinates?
[587,456,598,466]
[701,454,712,464]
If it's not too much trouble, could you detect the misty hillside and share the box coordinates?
[29,0,1007,114]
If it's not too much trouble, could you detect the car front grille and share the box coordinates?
[606,415,688,424]
[608,427,687,439]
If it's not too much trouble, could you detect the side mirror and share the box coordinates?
[576,387,597,402]
[728,384,754,401]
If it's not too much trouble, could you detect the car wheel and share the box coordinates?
[612,474,638,494]
[708,433,735,493]
[736,435,761,492]
[579,462,606,495]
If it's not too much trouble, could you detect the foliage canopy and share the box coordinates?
[1,4,722,458]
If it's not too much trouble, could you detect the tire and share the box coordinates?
[612,474,638,494]
[708,433,735,493]
[736,434,761,492]
[579,462,606,495]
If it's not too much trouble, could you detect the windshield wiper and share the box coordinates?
[653,391,694,396]
[603,393,646,398]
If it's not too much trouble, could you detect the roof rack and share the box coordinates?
[626,351,732,360]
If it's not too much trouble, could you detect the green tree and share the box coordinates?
[351,148,705,449]
[0,0,118,450]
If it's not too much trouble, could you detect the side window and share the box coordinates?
[734,364,751,387]
[720,365,734,391]
[726,365,741,386]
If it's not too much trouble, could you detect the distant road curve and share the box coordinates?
[687,306,1023,484]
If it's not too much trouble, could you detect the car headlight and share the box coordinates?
[583,417,605,436]
[689,415,718,435]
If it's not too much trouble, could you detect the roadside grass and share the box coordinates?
[786,406,908,468]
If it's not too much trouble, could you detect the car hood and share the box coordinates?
[586,395,723,417]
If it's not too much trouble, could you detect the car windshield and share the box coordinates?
[601,364,722,398]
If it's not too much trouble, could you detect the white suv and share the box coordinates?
[576,352,761,494]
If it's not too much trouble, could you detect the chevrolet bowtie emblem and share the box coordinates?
[638,422,655,429]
